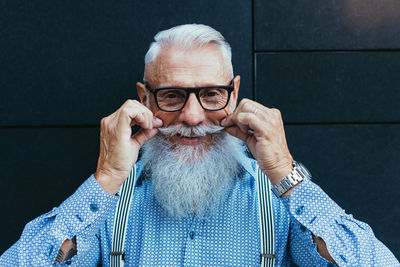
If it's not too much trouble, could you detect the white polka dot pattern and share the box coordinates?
[0,157,398,266]
[281,179,400,266]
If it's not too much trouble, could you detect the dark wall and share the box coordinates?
[1,0,399,260]
[254,0,400,260]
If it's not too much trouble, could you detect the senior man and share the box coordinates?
[1,24,399,266]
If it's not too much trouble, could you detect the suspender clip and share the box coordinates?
[110,251,125,261]
[260,253,276,263]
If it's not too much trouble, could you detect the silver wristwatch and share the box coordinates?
[271,161,311,198]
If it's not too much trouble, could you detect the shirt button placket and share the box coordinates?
[184,216,198,266]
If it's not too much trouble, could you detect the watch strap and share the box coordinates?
[271,161,310,197]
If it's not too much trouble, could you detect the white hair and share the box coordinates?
[143,24,233,80]
[141,124,247,219]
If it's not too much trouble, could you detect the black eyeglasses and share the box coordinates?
[145,79,235,112]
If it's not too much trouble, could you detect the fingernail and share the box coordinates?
[221,118,227,126]
[155,118,163,125]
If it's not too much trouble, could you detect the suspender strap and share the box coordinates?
[110,166,136,267]
[110,164,275,267]
[256,166,276,267]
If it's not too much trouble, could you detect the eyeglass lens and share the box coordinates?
[157,87,229,111]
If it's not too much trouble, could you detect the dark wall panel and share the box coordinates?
[0,0,253,256]
[0,0,252,126]
[285,124,400,258]
[0,127,99,254]
[255,0,400,50]
[255,52,400,123]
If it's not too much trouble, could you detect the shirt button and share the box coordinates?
[189,231,195,239]
[65,259,72,265]
[300,225,307,232]
[90,203,98,212]
[295,206,304,215]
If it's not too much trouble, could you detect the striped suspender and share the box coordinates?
[110,164,275,267]
[256,166,276,267]
[110,166,136,267]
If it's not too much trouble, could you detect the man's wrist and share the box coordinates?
[94,169,125,195]
[270,161,310,197]
[268,165,296,197]
[267,166,294,186]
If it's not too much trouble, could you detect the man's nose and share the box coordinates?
[179,93,206,126]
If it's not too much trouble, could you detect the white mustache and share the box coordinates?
[158,124,224,137]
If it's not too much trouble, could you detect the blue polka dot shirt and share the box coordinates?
[1,156,399,266]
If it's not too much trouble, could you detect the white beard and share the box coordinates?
[140,124,247,219]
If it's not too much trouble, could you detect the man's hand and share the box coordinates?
[95,99,163,194]
[221,99,293,186]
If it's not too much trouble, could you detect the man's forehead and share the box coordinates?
[145,44,229,87]
[152,67,226,86]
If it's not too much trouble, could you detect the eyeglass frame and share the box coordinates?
[144,78,235,112]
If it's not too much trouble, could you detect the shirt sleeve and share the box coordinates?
[0,174,119,266]
[280,179,400,266]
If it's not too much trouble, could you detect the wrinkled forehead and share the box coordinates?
[144,44,231,88]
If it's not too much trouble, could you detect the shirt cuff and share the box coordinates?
[280,179,344,238]
[49,175,119,244]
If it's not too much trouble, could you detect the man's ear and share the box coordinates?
[231,75,241,107]
[136,82,148,106]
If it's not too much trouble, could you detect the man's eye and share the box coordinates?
[201,89,221,98]
[165,93,178,98]
[206,91,217,97]
[159,90,185,99]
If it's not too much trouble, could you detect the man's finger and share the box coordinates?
[220,114,235,127]
[235,113,266,135]
[223,112,259,133]
[131,128,159,148]
[153,117,163,128]
[221,101,267,128]
[224,126,249,142]
[118,105,154,130]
